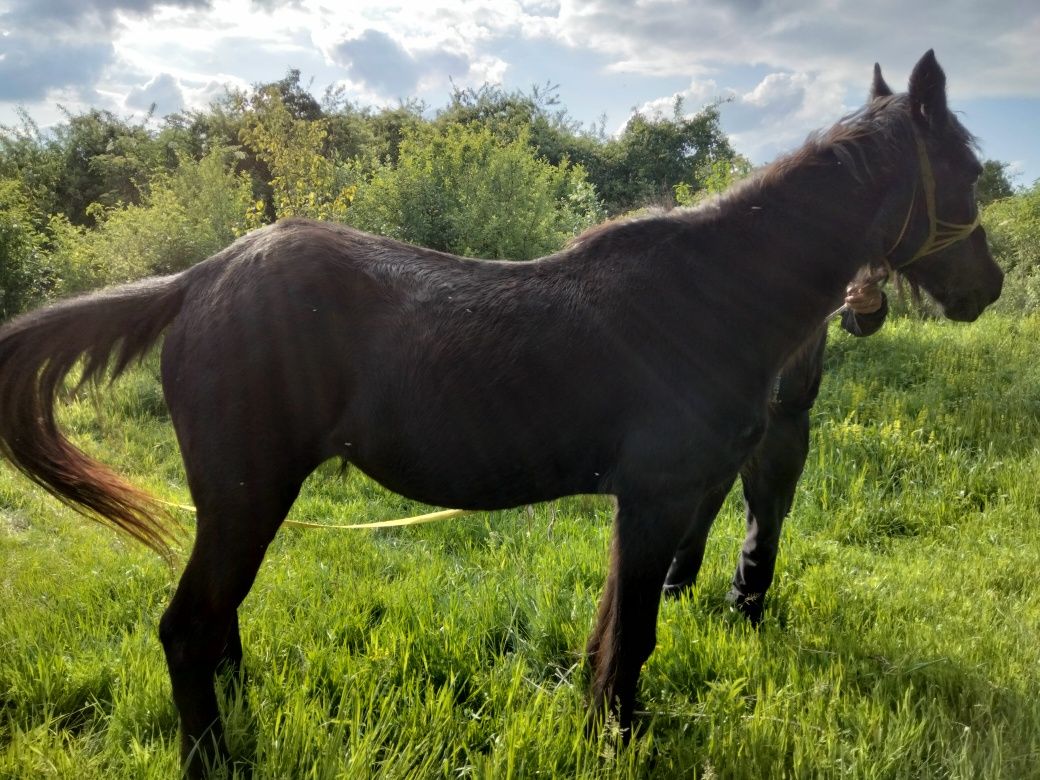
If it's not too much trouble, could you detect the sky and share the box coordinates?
[1,0,1038,187]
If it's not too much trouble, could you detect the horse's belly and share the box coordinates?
[345,399,609,509]
[352,447,600,509]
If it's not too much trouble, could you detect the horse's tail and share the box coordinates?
[0,273,192,558]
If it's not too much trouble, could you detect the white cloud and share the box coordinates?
[636,69,850,163]
[550,0,1040,98]
[329,29,471,98]
[125,72,186,115]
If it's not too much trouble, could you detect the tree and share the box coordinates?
[675,153,754,206]
[976,159,1015,206]
[239,94,356,223]
[42,146,256,297]
[1,107,167,228]
[436,85,741,215]
[437,82,582,154]
[49,109,166,226]
[0,109,65,225]
[158,70,336,224]
[317,99,425,171]
[268,69,323,121]
[436,83,609,198]
[595,100,736,213]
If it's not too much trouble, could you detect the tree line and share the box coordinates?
[0,70,1034,321]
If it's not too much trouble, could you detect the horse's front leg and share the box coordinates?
[728,407,810,624]
[586,494,696,731]
[662,477,736,598]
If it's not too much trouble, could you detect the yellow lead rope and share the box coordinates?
[283,508,472,529]
[157,498,474,529]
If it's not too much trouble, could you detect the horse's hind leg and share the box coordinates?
[159,474,304,777]
[218,612,244,674]
[587,495,694,731]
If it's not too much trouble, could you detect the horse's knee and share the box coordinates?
[160,591,221,662]
[158,602,192,669]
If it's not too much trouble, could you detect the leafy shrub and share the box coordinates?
[674,153,754,206]
[348,124,603,260]
[239,93,356,224]
[0,178,47,319]
[45,147,254,294]
[983,181,1040,311]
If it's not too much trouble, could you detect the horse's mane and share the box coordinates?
[564,207,674,251]
[757,94,978,187]
[564,92,979,259]
[757,95,914,187]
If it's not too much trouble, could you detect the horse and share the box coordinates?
[0,51,1002,776]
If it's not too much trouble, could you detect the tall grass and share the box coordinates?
[2,312,1039,778]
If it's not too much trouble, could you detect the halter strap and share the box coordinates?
[886,127,981,269]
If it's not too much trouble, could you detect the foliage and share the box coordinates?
[163,70,335,224]
[976,158,1016,206]
[44,147,255,294]
[437,83,601,165]
[239,92,356,224]
[349,123,603,259]
[983,180,1040,311]
[41,109,165,226]
[597,100,735,213]
[0,178,48,319]
[434,85,740,216]
[0,109,66,226]
[675,153,755,206]
[175,71,422,222]
[438,82,578,140]
[3,313,1040,776]
[2,73,1036,323]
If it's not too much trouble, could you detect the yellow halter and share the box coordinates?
[886,127,981,269]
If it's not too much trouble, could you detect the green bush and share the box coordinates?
[239,93,356,224]
[983,181,1040,312]
[0,178,48,320]
[348,124,603,260]
[45,146,254,294]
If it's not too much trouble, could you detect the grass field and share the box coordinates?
[2,312,1040,778]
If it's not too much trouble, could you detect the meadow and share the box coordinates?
[2,311,1039,779]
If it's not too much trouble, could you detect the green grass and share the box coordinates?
[3,312,1040,778]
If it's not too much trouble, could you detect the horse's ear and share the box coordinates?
[870,63,893,99]
[908,49,948,128]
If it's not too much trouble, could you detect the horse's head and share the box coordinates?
[874,51,1003,321]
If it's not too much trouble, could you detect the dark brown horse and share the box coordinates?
[0,52,1002,775]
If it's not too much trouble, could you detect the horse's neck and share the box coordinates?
[727,159,891,372]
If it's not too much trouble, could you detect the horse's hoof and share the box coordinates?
[662,579,693,600]
[725,589,764,626]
